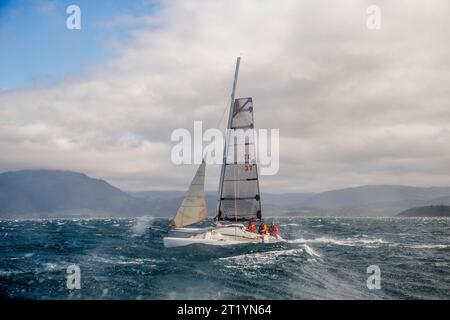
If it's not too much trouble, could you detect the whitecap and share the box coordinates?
[218,248,306,270]
[131,216,154,235]
[279,223,300,227]
[288,236,387,247]
[410,244,450,249]
[434,262,448,267]
[43,262,66,271]
[89,254,159,265]
[302,244,321,258]
[0,270,25,276]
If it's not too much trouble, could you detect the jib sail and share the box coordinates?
[171,160,207,228]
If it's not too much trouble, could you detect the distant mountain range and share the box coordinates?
[0,170,149,218]
[397,205,450,217]
[1,170,450,218]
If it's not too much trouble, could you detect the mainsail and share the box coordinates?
[170,160,207,228]
[215,59,262,223]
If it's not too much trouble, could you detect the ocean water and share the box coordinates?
[0,217,449,300]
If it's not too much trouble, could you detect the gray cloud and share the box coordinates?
[1,0,449,192]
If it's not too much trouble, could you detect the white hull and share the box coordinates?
[170,227,213,234]
[167,227,214,239]
[164,224,283,248]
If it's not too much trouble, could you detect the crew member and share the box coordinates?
[269,223,279,236]
[259,222,268,234]
[247,221,257,233]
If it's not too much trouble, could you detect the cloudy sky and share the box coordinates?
[1,0,449,193]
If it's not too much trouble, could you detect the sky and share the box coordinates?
[0,0,449,193]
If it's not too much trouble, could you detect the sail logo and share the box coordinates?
[171,121,279,175]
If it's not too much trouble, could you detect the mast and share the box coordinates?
[215,57,240,220]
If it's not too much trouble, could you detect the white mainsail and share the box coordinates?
[170,160,207,228]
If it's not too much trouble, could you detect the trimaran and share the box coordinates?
[163,57,283,248]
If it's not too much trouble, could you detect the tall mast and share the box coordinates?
[215,57,240,220]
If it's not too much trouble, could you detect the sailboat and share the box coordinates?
[163,57,283,248]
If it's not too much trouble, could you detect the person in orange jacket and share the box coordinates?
[247,221,257,233]
[258,222,268,234]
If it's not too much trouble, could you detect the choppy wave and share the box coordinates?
[409,244,450,249]
[131,216,155,235]
[287,236,388,247]
[302,244,321,258]
[220,248,302,265]
[88,254,159,266]
[218,247,317,267]
[43,262,67,271]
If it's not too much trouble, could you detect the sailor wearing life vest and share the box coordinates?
[258,222,268,234]
[247,221,257,233]
[269,222,279,236]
